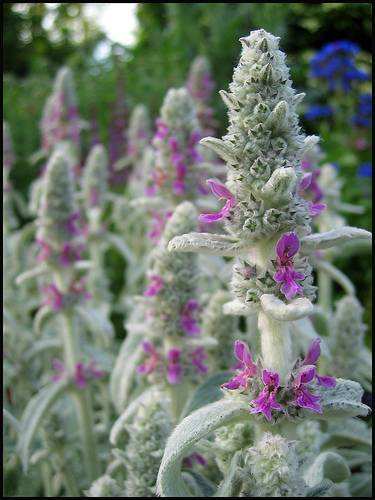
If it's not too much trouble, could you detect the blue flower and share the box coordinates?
[357,162,372,178]
[310,41,369,92]
[352,94,372,128]
[304,105,333,121]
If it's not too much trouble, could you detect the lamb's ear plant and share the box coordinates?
[29,66,85,216]
[299,144,370,312]
[15,149,106,490]
[186,56,217,136]
[159,29,371,497]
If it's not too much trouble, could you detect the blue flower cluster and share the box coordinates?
[357,162,372,178]
[304,104,333,121]
[310,41,369,92]
[352,93,372,128]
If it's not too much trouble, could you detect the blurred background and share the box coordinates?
[3,2,372,335]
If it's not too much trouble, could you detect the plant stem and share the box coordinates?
[258,310,292,384]
[60,310,100,482]
[41,462,53,497]
[71,388,100,482]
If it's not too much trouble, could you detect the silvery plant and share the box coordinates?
[186,55,217,136]
[13,149,113,494]
[90,201,217,496]
[29,66,85,215]
[157,29,372,497]
[299,144,370,313]
[115,87,223,298]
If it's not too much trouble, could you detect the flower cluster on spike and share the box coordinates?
[222,339,335,422]
[186,56,217,136]
[127,104,152,162]
[137,202,209,387]
[36,150,90,310]
[40,67,82,162]
[149,88,206,202]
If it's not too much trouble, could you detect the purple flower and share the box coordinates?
[64,212,81,236]
[198,179,236,223]
[273,232,305,300]
[51,359,104,388]
[291,364,322,414]
[154,119,170,140]
[180,299,201,336]
[190,347,208,375]
[144,275,164,297]
[302,339,336,388]
[59,242,83,267]
[137,341,160,375]
[183,452,207,468]
[222,340,258,390]
[309,202,326,217]
[43,284,64,311]
[167,348,183,384]
[250,370,283,421]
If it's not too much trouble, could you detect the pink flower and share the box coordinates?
[291,365,322,413]
[167,348,183,384]
[43,284,64,311]
[154,119,169,140]
[137,341,160,375]
[144,275,164,297]
[273,232,305,300]
[250,370,284,421]
[59,242,83,267]
[302,339,336,388]
[180,299,201,336]
[183,452,207,468]
[199,179,236,223]
[309,202,326,217]
[64,212,81,236]
[222,340,258,390]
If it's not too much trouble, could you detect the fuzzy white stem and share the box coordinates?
[258,310,292,383]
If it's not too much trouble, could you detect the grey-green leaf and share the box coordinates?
[180,371,232,419]
[157,398,248,497]
[17,380,68,472]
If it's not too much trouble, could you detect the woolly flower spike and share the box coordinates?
[167,348,183,384]
[137,341,160,375]
[144,275,164,297]
[273,232,305,300]
[199,179,236,223]
[180,299,201,336]
[250,370,283,421]
[82,144,108,212]
[127,104,151,159]
[222,340,257,390]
